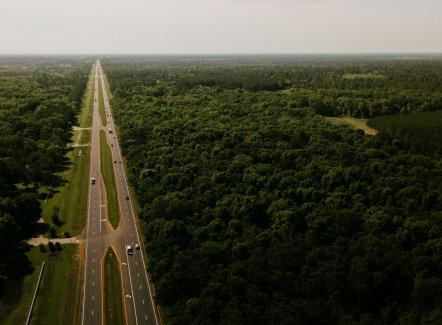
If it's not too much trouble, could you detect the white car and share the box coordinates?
[126,245,133,255]
[135,243,140,250]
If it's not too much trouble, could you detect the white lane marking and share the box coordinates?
[93,269,94,274]
[92,310,94,316]
[137,273,139,277]
[145,315,148,320]
[139,285,142,290]
[142,299,144,304]
[93,281,95,287]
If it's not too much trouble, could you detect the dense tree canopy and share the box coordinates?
[0,57,90,289]
[102,56,442,324]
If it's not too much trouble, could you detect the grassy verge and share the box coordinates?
[104,247,125,325]
[78,129,91,145]
[99,77,107,127]
[41,146,90,237]
[39,65,95,236]
[100,130,120,229]
[326,116,378,135]
[31,245,82,325]
[79,64,95,128]
[0,245,82,325]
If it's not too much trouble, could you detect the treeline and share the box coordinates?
[103,57,442,324]
[368,110,442,155]
[103,55,442,118]
[0,58,90,291]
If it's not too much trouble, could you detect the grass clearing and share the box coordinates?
[100,130,120,229]
[99,77,107,127]
[104,247,125,325]
[342,72,386,80]
[0,245,82,325]
[326,116,378,135]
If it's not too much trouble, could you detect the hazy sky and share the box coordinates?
[1,0,441,54]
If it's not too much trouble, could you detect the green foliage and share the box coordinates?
[102,56,442,324]
[0,57,90,292]
[368,110,442,155]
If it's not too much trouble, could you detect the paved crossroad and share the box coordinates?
[81,60,159,325]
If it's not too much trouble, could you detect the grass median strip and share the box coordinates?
[104,247,125,325]
[99,76,107,127]
[100,130,120,229]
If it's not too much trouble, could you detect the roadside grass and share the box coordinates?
[100,130,120,229]
[326,116,378,135]
[99,77,107,127]
[41,144,90,237]
[0,250,39,325]
[0,245,81,325]
[78,64,95,128]
[104,247,125,325]
[78,129,91,145]
[39,66,95,237]
[30,245,82,325]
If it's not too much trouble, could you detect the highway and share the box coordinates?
[81,60,159,325]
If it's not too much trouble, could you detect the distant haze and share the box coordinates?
[1,0,442,54]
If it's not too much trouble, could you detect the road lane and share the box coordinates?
[82,62,103,325]
[98,61,160,325]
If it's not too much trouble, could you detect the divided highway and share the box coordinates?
[82,61,159,325]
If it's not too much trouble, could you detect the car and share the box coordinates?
[118,161,121,164]
[114,160,116,163]
[91,177,96,185]
[111,144,113,147]
[126,245,133,255]
[135,243,140,250]
[125,195,129,200]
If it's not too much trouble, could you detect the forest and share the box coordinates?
[368,110,442,156]
[0,57,90,293]
[102,55,442,324]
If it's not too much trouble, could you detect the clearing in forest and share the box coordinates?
[326,117,378,135]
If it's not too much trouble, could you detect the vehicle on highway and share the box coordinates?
[91,177,96,185]
[114,160,116,163]
[125,195,129,200]
[108,128,113,133]
[135,243,140,250]
[126,245,133,255]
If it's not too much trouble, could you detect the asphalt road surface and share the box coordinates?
[81,60,159,325]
